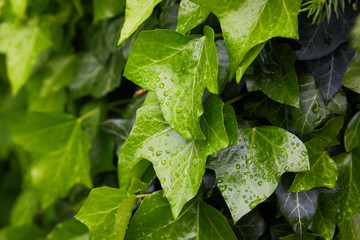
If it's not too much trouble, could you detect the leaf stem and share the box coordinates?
[214,33,223,38]
[77,108,99,122]
[136,194,150,198]
[108,98,133,107]
[225,93,250,105]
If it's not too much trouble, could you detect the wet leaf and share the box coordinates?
[176,0,210,34]
[340,212,360,240]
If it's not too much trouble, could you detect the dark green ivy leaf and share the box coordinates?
[275,177,319,237]
[334,149,360,232]
[340,212,360,240]
[125,191,237,240]
[124,26,218,140]
[344,111,360,152]
[118,95,232,218]
[207,126,309,222]
[176,0,209,34]
[342,51,360,93]
[232,209,267,240]
[191,0,301,82]
[307,44,355,101]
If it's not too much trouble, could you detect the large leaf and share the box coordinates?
[11,112,92,208]
[289,139,338,192]
[118,95,231,218]
[93,0,125,23]
[291,75,328,138]
[342,51,360,93]
[334,150,360,232]
[176,0,210,34]
[340,212,360,240]
[124,26,218,140]
[75,187,136,240]
[117,0,161,45]
[275,177,319,237]
[344,111,360,152]
[125,191,237,240]
[47,219,89,240]
[191,0,301,82]
[207,126,309,222]
[246,44,299,107]
[307,44,355,101]
[296,4,358,60]
[0,21,52,95]
[309,194,338,240]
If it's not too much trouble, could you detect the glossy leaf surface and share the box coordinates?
[191,0,301,82]
[207,126,309,222]
[124,27,218,140]
[344,111,360,152]
[232,209,267,240]
[176,0,210,34]
[125,191,237,240]
[342,51,360,93]
[118,96,231,218]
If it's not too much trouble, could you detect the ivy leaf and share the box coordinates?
[296,5,358,60]
[334,150,360,232]
[303,116,344,148]
[93,0,125,24]
[345,111,360,152]
[11,112,92,208]
[10,189,37,226]
[0,21,52,95]
[309,194,338,240]
[117,0,162,45]
[0,224,45,240]
[275,177,319,237]
[9,0,28,18]
[47,219,88,240]
[124,26,218,140]
[191,0,301,82]
[176,0,210,34]
[70,52,124,99]
[245,44,299,107]
[216,40,231,93]
[342,51,360,93]
[307,44,355,101]
[327,89,348,116]
[125,191,237,240]
[244,93,293,130]
[289,139,338,192]
[340,212,360,240]
[291,75,328,138]
[118,95,230,218]
[207,126,309,222]
[75,187,136,240]
[232,209,267,240]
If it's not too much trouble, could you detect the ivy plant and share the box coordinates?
[0,0,360,239]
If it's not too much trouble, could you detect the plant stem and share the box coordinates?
[108,98,133,107]
[214,33,223,38]
[136,194,150,198]
[77,108,99,122]
[225,93,250,105]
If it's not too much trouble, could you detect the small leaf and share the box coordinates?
[176,0,210,34]
[232,209,267,240]
[93,0,125,23]
[307,44,355,101]
[334,150,360,232]
[275,177,319,237]
[116,196,137,240]
[125,191,237,240]
[289,139,338,192]
[47,219,88,240]
[246,44,299,107]
[309,194,338,240]
[344,111,360,152]
[342,51,360,93]
[75,187,135,240]
[207,126,309,222]
[327,89,348,116]
[124,26,218,140]
[118,95,229,218]
[117,0,162,45]
[191,0,301,82]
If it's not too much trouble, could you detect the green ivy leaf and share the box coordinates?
[289,139,338,192]
[118,95,230,218]
[176,0,210,34]
[75,187,136,240]
[327,89,348,116]
[10,189,37,226]
[340,212,360,240]
[309,194,338,240]
[125,191,237,240]
[93,0,125,23]
[344,111,360,152]
[11,112,92,208]
[100,119,133,151]
[124,26,218,140]
[117,0,161,45]
[47,219,88,240]
[0,224,45,240]
[10,0,28,18]
[334,150,360,232]
[275,177,319,237]
[246,44,299,107]
[0,21,52,95]
[191,0,301,82]
[342,51,360,94]
[207,126,309,222]
[232,209,267,240]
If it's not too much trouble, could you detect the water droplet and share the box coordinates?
[161,159,166,165]
[312,104,320,114]
[163,91,169,96]
[176,108,182,113]
[284,166,290,171]
[291,142,295,146]
[156,150,163,156]
[236,164,241,169]
[217,177,223,183]
[313,117,323,126]
[240,145,245,149]
[155,77,160,82]
[301,151,307,156]
[159,83,165,88]
[242,195,246,198]
[290,163,294,167]
[219,185,228,192]
[148,146,154,152]
[258,181,262,186]
[166,150,170,154]
[228,187,233,191]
